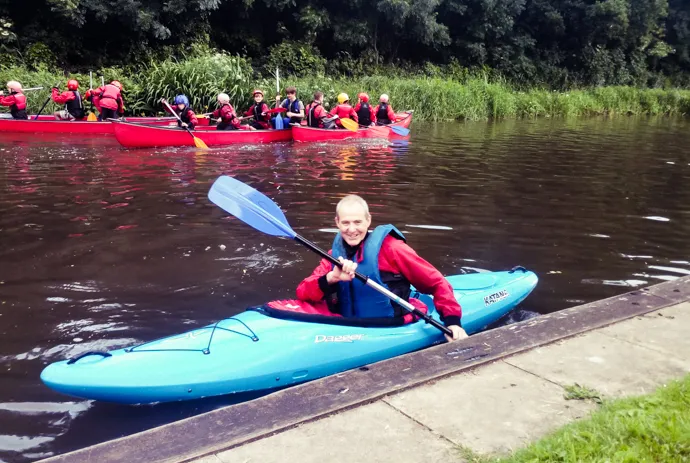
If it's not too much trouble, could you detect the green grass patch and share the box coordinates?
[563,383,603,404]
[493,375,690,463]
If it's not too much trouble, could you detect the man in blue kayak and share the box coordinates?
[297,195,467,342]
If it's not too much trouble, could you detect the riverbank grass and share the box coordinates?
[485,374,690,462]
[4,57,690,120]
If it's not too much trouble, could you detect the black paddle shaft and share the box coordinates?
[34,82,61,120]
[293,234,452,336]
[34,97,52,120]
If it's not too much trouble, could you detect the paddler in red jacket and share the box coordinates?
[374,93,396,125]
[353,92,376,126]
[51,79,86,121]
[212,93,253,131]
[304,91,337,129]
[86,80,124,120]
[244,89,271,130]
[162,94,199,129]
[0,81,28,119]
[296,195,466,342]
[328,93,358,128]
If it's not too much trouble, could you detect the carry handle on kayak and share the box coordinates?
[67,351,112,365]
[207,175,453,337]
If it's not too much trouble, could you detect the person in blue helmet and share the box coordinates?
[162,94,199,129]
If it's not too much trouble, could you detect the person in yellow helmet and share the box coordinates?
[328,92,357,128]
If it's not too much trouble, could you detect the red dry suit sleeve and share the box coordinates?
[0,94,18,107]
[378,237,462,325]
[349,107,358,122]
[387,105,396,121]
[51,89,75,105]
[296,250,335,302]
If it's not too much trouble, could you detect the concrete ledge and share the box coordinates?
[40,276,690,463]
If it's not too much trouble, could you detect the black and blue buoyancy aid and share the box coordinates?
[281,98,302,123]
[331,224,409,318]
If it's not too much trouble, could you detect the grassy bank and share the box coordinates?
[468,375,690,462]
[3,55,690,121]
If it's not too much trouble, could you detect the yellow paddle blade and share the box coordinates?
[87,112,98,121]
[340,118,359,132]
[193,136,209,149]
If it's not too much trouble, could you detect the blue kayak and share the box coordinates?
[41,268,538,404]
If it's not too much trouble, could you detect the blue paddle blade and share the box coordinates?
[208,176,296,238]
[275,115,284,130]
[391,126,410,136]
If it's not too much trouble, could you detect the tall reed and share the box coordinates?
[2,59,690,120]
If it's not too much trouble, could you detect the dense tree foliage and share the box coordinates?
[2,0,690,87]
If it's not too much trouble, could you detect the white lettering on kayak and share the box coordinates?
[314,334,364,343]
[484,290,509,306]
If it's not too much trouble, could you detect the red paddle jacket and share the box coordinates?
[0,92,26,109]
[304,102,329,127]
[213,103,253,130]
[296,235,462,326]
[164,105,199,129]
[244,102,271,129]
[88,84,123,113]
[329,103,358,127]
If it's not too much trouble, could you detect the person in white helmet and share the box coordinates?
[212,93,252,131]
[0,81,28,119]
[374,94,396,125]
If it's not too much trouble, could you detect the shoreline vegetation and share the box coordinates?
[467,374,690,463]
[2,53,690,121]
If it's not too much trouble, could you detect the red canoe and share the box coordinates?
[0,115,210,134]
[112,121,293,148]
[291,111,413,143]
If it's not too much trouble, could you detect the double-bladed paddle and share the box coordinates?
[207,175,452,336]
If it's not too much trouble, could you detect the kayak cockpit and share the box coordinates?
[250,298,431,328]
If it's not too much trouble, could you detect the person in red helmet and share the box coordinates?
[86,80,124,120]
[328,93,358,128]
[0,80,28,119]
[244,89,271,130]
[375,94,396,125]
[51,79,86,121]
[354,92,376,126]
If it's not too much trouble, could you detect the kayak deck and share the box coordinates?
[41,268,538,404]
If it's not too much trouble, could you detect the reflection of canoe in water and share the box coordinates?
[0,114,210,134]
[40,268,537,404]
[292,111,413,142]
[112,121,294,148]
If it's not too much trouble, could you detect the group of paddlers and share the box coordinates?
[165,88,396,131]
[0,79,398,131]
[0,79,124,121]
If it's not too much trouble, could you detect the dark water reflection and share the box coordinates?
[0,116,689,461]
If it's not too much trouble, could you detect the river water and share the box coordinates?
[0,117,688,462]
